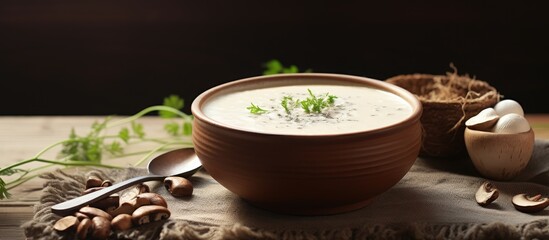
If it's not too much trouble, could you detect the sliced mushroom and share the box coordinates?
[111,214,133,231]
[90,194,119,213]
[164,176,193,197]
[91,216,111,240]
[465,108,500,131]
[119,183,149,205]
[512,194,549,213]
[86,176,103,189]
[109,201,135,217]
[101,180,113,187]
[79,206,113,221]
[132,205,171,226]
[76,218,93,239]
[475,181,499,206]
[74,212,89,221]
[110,195,150,217]
[137,193,168,208]
[53,215,80,232]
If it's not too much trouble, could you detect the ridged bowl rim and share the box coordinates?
[191,73,422,138]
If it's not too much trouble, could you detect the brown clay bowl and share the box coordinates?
[191,73,422,215]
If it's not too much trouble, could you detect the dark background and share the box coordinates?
[1,1,547,115]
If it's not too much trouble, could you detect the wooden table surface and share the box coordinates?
[1,115,548,239]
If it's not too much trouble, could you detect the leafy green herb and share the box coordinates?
[327,94,337,104]
[0,178,9,199]
[160,95,184,118]
[118,128,130,143]
[281,96,294,114]
[262,59,311,75]
[0,96,194,199]
[183,120,193,135]
[299,89,337,114]
[164,122,180,136]
[247,103,268,114]
[106,141,123,155]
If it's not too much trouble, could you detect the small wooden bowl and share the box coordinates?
[464,128,535,180]
[191,73,422,215]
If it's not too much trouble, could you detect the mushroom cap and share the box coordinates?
[492,113,530,134]
[85,176,103,189]
[53,216,80,232]
[475,181,499,206]
[76,218,93,239]
[111,214,133,231]
[512,194,549,213]
[465,108,500,131]
[164,176,193,197]
[132,205,171,225]
[90,194,119,212]
[494,99,524,117]
[91,216,111,240]
[137,192,168,208]
[79,206,113,221]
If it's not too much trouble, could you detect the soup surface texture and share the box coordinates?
[203,84,412,135]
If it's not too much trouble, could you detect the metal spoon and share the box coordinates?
[51,148,202,216]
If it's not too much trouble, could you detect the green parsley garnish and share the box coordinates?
[281,96,296,114]
[248,90,337,115]
[247,103,268,114]
[300,89,337,114]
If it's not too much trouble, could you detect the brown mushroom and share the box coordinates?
[110,195,150,217]
[475,181,499,206]
[512,194,549,213]
[137,193,168,208]
[79,206,113,221]
[101,180,113,187]
[164,176,193,197]
[131,205,171,226]
[86,176,103,189]
[139,184,150,193]
[90,194,120,213]
[111,214,133,231]
[74,212,89,221]
[91,216,111,240]
[76,218,93,239]
[53,216,80,232]
[119,183,149,205]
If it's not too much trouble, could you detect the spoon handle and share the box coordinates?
[51,175,165,216]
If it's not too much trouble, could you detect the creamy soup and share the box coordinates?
[203,84,412,135]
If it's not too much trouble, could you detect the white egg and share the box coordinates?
[492,113,530,134]
[494,99,524,116]
[465,108,500,131]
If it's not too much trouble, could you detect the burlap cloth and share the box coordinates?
[23,140,549,240]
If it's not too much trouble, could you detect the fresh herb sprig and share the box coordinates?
[281,96,297,114]
[300,89,338,114]
[282,89,337,114]
[247,89,337,116]
[247,103,268,114]
[0,95,193,199]
[262,59,312,75]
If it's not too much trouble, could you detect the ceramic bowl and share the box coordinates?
[465,128,535,180]
[191,73,422,215]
